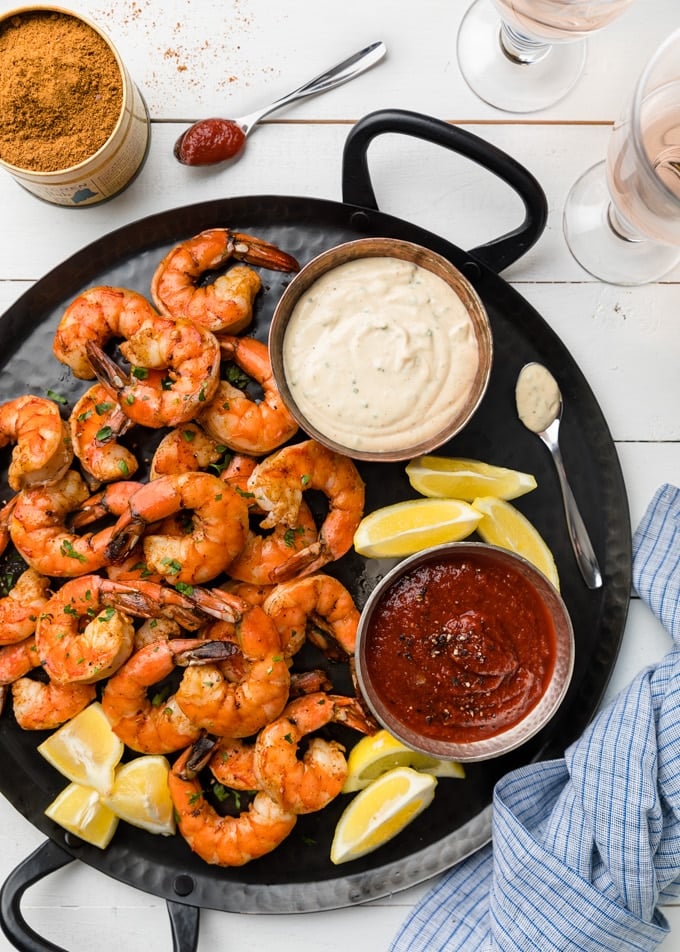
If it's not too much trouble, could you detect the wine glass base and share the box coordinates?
[457,0,587,113]
[563,161,680,285]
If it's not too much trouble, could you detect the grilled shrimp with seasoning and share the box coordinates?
[101,638,237,754]
[150,228,299,333]
[9,471,141,577]
[85,323,221,429]
[0,568,51,646]
[149,423,225,480]
[262,573,360,660]
[199,335,299,454]
[0,634,95,730]
[104,472,250,585]
[11,678,96,731]
[35,575,245,686]
[69,383,138,484]
[254,692,375,814]
[52,284,221,427]
[222,453,319,587]
[0,395,73,491]
[169,737,297,867]
[0,636,40,693]
[35,575,136,685]
[247,439,365,581]
[0,497,17,557]
[173,604,290,738]
[198,734,260,792]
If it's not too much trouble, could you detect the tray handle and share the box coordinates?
[0,840,199,952]
[341,108,547,274]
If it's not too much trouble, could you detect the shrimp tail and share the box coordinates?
[182,734,219,778]
[289,669,334,698]
[332,696,377,735]
[96,580,207,631]
[85,341,131,393]
[187,587,248,624]
[230,233,300,273]
[102,582,182,620]
[269,541,325,583]
[174,639,242,667]
[306,625,351,662]
[104,516,145,563]
[345,676,381,734]
[70,481,142,529]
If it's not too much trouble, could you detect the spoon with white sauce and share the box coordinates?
[515,362,603,590]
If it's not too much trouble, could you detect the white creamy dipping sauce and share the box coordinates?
[515,363,561,433]
[282,256,481,453]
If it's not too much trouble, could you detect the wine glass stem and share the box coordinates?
[607,204,644,243]
[499,22,552,65]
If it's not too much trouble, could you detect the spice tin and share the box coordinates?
[0,6,150,206]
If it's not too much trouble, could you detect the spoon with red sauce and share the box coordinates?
[174,40,387,166]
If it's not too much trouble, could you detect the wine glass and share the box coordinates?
[457,0,638,113]
[563,28,680,285]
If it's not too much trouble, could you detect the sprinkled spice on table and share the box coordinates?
[0,10,123,171]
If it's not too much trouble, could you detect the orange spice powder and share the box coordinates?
[0,11,124,172]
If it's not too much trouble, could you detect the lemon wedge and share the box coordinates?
[471,495,560,590]
[406,455,537,501]
[331,766,437,864]
[45,782,119,849]
[37,702,124,796]
[353,498,481,558]
[102,756,176,836]
[342,729,465,793]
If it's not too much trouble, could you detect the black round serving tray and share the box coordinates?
[0,111,630,951]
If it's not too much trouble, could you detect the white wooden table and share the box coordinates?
[1,1,679,949]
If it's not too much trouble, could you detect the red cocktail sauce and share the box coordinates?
[364,553,557,743]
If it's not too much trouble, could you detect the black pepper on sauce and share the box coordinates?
[364,554,557,743]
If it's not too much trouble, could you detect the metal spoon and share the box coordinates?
[174,40,387,166]
[515,362,603,590]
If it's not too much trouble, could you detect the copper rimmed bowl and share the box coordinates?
[355,541,575,762]
[269,237,493,462]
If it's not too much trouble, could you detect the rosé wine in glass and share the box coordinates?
[492,0,637,43]
[564,29,680,284]
[607,81,680,245]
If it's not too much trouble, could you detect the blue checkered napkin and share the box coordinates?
[390,484,680,952]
